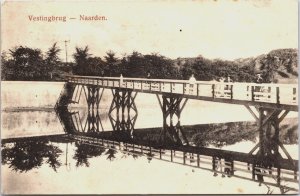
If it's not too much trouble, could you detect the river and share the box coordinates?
[1,81,298,194]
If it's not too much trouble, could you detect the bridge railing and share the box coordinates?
[66,75,298,105]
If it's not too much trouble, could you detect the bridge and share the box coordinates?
[55,74,299,192]
[64,75,297,109]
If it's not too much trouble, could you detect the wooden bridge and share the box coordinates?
[65,75,298,111]
[56,75,299,186]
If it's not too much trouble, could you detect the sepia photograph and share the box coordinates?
[1,0,298,194]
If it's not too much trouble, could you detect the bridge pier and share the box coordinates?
[246,106,292,160]
[245,105,296,182]
[86,109,103,133]
[157,94,189,145]
[109,89,138,136]
[59,108,104,133]
[81,86,105,132]
[83,86,104,110]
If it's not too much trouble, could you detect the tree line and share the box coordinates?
[1,44,297,82]
[1,43,66,81]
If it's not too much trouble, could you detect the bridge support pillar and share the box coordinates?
[83,86,104,110]
[157,94,189,145]
[86,110,103,133]
[57,85,105,134]
[245,105,296,181]
[247,106,292,160]
[109,89,138,137]
[82,86,105,132]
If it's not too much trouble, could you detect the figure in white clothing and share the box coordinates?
[189,74,196,94]
[219,77,225,97]
[256,74,263,83]
[120,74,123,87]
[227,76,232,83]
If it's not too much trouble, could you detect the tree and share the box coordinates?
[87,57,106,76]
[45,43,61,65]
[1,51,11,80]
[104,50,118,76]
[9,46,45,80]
[45,43,61,79]
[72,46,91,75]
[123,51,145,77]
[144,53,177,79]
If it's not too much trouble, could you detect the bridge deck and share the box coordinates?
[66,75,298,111]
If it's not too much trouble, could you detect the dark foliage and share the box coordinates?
[73,142,105,167]
[1,141,62,172]
[2,45,69,81]
[1,45,297,82]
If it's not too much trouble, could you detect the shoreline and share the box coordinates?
[1,107,55,112]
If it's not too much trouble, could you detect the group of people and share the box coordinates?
[119,73,265,95]
[188,74,234,96]
[189,73,264,84]
[120,73,263,84]
[188,74,233,84]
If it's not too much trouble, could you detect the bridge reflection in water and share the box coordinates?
[51,103,297,193]
[2,106,298,193]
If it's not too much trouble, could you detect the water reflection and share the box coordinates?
[57,106,261,148]
[1,110,63,138]
[2,139,62,172]
[105,146,117,161]
[1,107,298,194]
[57,107,298,193]
[73,142,105,167]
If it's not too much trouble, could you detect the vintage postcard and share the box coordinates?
[1,0,298,194]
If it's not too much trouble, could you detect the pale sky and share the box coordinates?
[1,0,298,61]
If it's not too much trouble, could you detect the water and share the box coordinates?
[1,81,298,194]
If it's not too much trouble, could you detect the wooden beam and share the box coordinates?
[180,98,189,113]
[108,89,117,114]
[156,94,163,111]
[244,105,259,122]
[249,143,260,155]
[262,109,281,127]
[98,113,104,132]
[97,88,104,105]
[76,112,84,132]
[132,91,138,101]
[278,142,294,164]
[279,110,289,123]
[82,85,88,103]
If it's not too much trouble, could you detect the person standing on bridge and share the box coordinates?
[147,72,151,79]
[256,73,263,84]
[120,74,124,87]
[226,76,233,83]
[224,76,233,91]
[255,73,264,97]
[189,74,196,94]
[219,77,225,97]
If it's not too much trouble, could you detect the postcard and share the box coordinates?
[1,0,298,194]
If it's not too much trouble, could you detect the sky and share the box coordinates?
[1,0,298,61]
